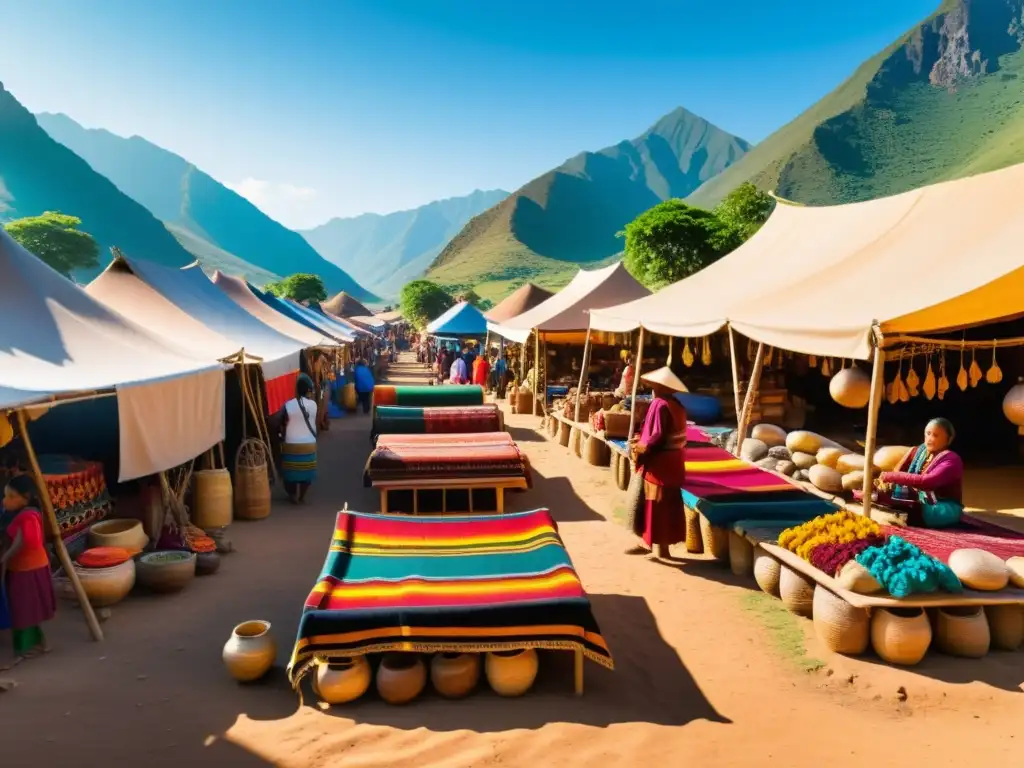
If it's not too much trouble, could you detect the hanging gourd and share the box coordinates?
[829,364,871,409]
[923,353,937,401]
[1003,377,1024,435]
[666,336,674,366]
[808,354,818,368]
[682,338,695,367]
[821,357,832,377]
[887,351,902,405]
[938,353,950,400]
[969,346,983,388]
[905,349,920,397]
[897,352,910,403]
[956,342,969,392]
[764,346,774,367]
[701,336,712,366]
[987,341,1003,384]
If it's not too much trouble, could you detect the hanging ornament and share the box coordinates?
[969,346,983,388]
[905,348,920,398]
[1003,377,1024,435]
[829,364,871,408]
[987,340,1003,384]
[682,338,695,367]
[764,346,774,367]
[956,340,969,392]
[923,353,937,400]
[821,356,831,377]
[701,336,712,366]
[897,351,910,403]
[887,351,902,405]
[938,353,950,400]
[808,354,818,368]
[666,336,674,366]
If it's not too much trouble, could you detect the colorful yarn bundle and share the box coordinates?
[808,534,887,576]
[184,524,217,554]
[855,535,962,598]
[778,511,882,562]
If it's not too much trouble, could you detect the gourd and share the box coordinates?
[956,344,968,392]
[1003,377,1024,435]
[937,354,950,400]
[808,465,843,493]
[829,366,871,409]
[751,423,787,448]
[873,446,911,472]
[922,357,937,400]
[986,342,1003,384]
[816,446,847,469]
[968,347,983,388]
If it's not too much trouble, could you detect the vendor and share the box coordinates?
[614,354,635,397]
[626,367,689,560]
[873,417,964,528]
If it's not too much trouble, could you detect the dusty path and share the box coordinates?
[1,353,1022,767]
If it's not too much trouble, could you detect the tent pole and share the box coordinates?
[15,410,103,642]
[736,342,765,455]
[573,329,593,423]
[532,331,541,416]
[541,337,548,416]
[727,327,743,424]
[860,344,886,518]
[627,327,646,441]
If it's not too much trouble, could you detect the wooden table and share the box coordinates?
[373,476,530,515]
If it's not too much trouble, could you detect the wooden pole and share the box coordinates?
[666,336,674,366]
[532,331,541,416]
[541,337,548,415]
[727,327,743,424]
[573,329,593,423]
[735,342,765,455]
[627,327,646,441]
[860,344,886,518]
[15,410,103,641]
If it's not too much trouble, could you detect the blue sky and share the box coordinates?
[1,0,938,228]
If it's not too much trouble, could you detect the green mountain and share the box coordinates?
[36,112,376,301]
[300,189,507,300]
[0,83,196,279]
[426,107,750,301]
[688,0,1024,208]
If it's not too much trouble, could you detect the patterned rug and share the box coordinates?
[364,432,532,486]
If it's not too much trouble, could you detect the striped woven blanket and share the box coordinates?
[364,432,532,486]
[372,404,502,442]
[372,384,485,409]
[286,508,613,688]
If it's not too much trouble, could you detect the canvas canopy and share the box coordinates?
[211,271,339,347]
[301,303,369,337]
[490,261,650,344]
[87,257,303,379]
[727,163,1024,359]
[426,301,487,337]
[0,229,224,481]
[484,283,553,323]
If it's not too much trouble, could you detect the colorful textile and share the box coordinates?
[884,515,1024,564]
[282,442,317,485]
[4,567,56,630]
[266,370,300,415]
[6,508,49,572]
[472,356,490,387]
[855,535,962,598]
[287,508,613,687]
[37,455,112,555]
[365,432,532,486]
[13,625,44,655]
[635,396,688,491]
[808,534,887,577]
[372,405,502,441]
[372,384,485,409]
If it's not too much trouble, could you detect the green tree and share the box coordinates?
[263,272,327,303]
[618,200,734,288]
[460,288,485,308]
[400,279,455,329]
[4,211,100,277]
[713,182,775,241]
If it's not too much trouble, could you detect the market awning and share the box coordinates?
[426,301,487,337]
[484,283,553,323]
[490,261,650,343]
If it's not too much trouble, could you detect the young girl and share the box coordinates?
[1,474,55,668]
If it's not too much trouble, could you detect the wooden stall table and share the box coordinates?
[375,475,529,515]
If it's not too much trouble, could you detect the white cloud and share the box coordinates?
[225,177,320,228]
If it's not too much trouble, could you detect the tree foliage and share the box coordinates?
[4,211,100,277]
[400,279,455,329]
[264,272,327,303]
[618,199,735,288]
[713,182,775,241]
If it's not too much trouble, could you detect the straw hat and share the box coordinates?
[640,366,688,393]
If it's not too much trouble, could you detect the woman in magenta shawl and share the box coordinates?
[626,366,689,559]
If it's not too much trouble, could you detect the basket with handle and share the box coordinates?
[234,439,272,521]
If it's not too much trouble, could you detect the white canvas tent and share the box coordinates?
[0,228,226,482]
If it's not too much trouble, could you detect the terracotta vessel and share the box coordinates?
[223,620,276,682]
[430,653,480,699]
[315,657,371,704]
[485,649,538,697]
[376,653,426,705]
[74,560,135,607]
[88,519,148,552]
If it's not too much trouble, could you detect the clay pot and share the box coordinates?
[73,559,135,607]
[812,586,869,655]
[430,653,481,699]
[753,547,781,596]
[315,657,371,704]
[779,564,815,617]
[222,620,276,682]
[195,551,221,576]
[376,654,426,705]
[485,649,538,697]
[870,607,931,666]
[985,605,1024,651]
[137,550,196,593]
[88,519,148,552]
[935,606,991,658]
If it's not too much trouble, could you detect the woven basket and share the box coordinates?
[569,426,582,457]
[753,547,781,596]
[617,455,631,491]
[548,416,559,438]
[935,606,991,658]
[610,451,621,483]
[812,586,869,654]
[728,531,754,577]
[684,507,704,554]
[779,564,815,617]
[193,468,233,528]
[984,605,1024,651]
[871,607,931,666]
[584,435,610,466]
[558,421,571,447]
[516,391,535,414]
[234,439,271,521]
[699,514,729,562]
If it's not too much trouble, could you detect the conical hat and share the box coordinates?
[640,366,688,393]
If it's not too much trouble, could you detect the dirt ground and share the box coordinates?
[1,354,1022,768]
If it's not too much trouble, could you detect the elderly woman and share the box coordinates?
[873,417,964,528]
[626,367,689,559]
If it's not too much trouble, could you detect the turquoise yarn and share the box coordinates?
[855,535,962,598]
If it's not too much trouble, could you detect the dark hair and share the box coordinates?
[297,378,313,398]
[6,474,40,506]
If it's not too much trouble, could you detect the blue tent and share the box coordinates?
[425,301,487,338]
[247,283,353,343]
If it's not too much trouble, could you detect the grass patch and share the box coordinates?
[610,505,627,525]
[739,591,825,674]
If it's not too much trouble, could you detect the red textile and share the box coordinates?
[6,508,48,572]
[472,357,490,386]
[884,516,1024,563]
[637,397,688,489]
[266,370,299,414]
[642,497,686,549]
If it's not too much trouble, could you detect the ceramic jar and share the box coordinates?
[74,560,136,607]
[223,620,276,682]
[375,653,426,705]
[485,648,539,697]
[315,657,371,704]
[430,653,480,699]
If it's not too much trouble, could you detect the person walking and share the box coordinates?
[279,375,318,504]
[353,358,375,414]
